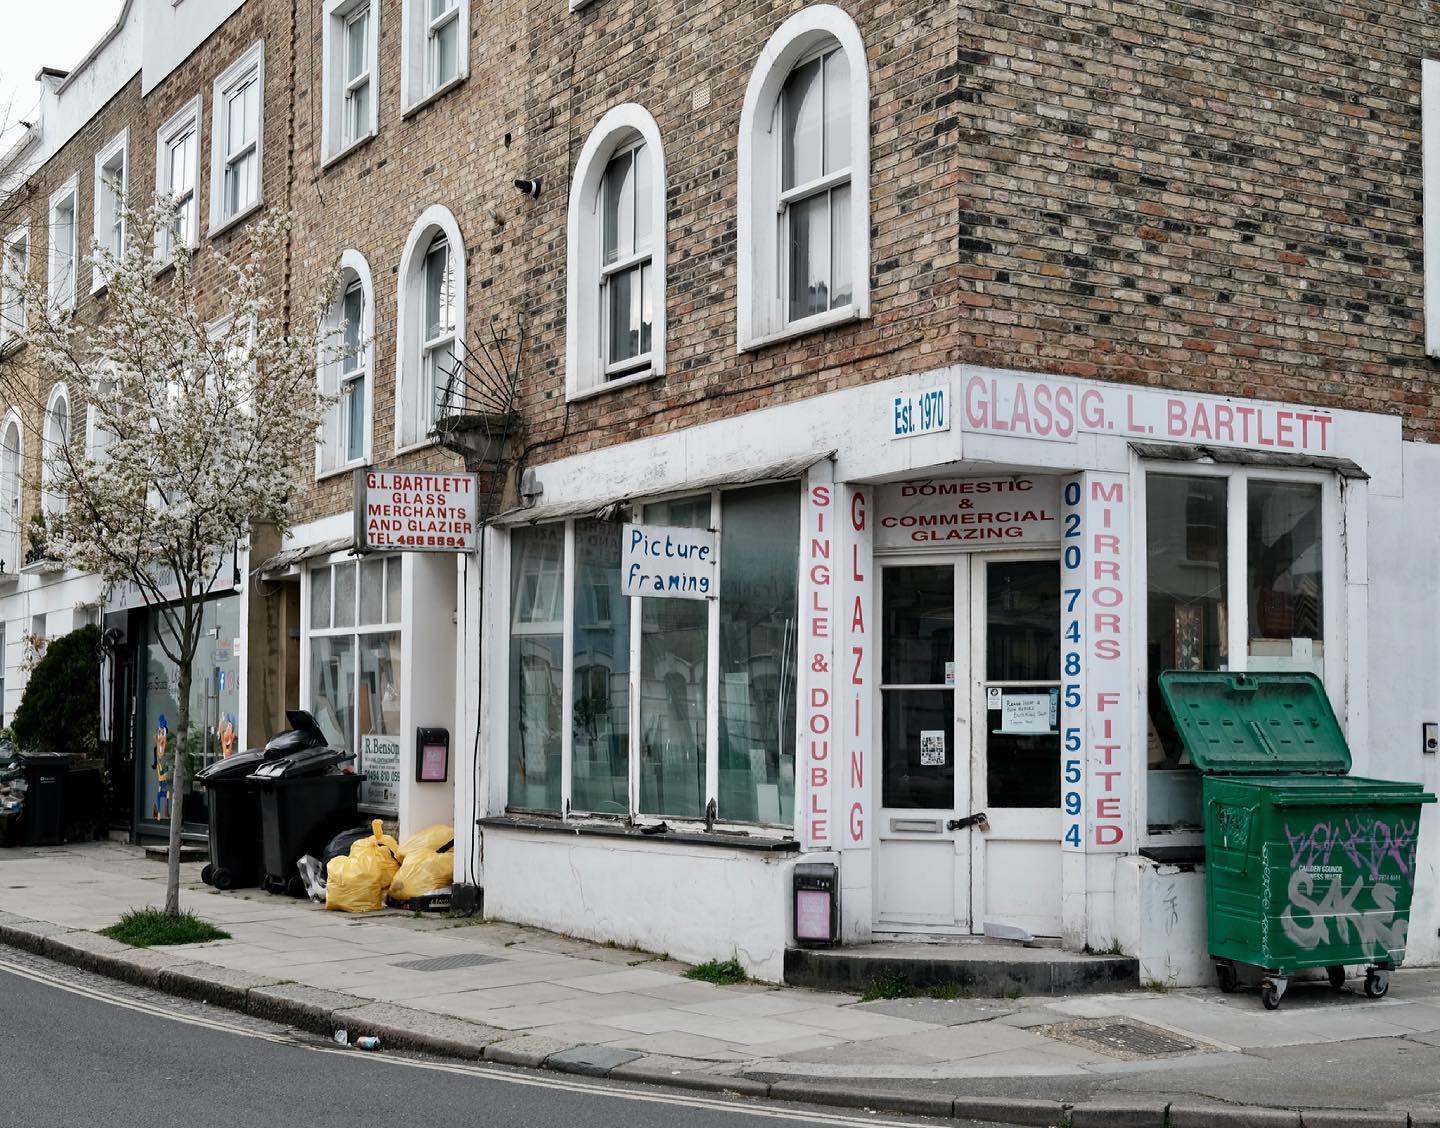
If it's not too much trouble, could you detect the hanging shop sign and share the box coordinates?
[620,524,717,600]
[354,469,479,553]
[874,476,1060,552]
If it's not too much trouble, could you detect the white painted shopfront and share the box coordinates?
[468,362,1440,986]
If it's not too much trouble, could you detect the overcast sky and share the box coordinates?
[1,2,125,150]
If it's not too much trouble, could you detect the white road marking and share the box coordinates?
[0,957,939,1126]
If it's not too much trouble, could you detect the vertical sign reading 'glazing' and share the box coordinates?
[840,485,872,848]
[1060,472,1131,852]
[801,465,835,849]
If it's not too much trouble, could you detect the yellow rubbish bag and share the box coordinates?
[349,819,402,890]
[325,850,387,912]
[389,845,455,903]
[397,824,454,860]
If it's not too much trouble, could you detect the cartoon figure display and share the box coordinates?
[219,713,236,759]
[152,714,170,821]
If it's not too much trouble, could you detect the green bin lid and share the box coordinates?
[1157,670,1350,775]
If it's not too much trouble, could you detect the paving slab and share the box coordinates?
[546,1044,644,1077]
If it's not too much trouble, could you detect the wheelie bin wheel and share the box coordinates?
[201,863,214,886]
[285,873,307,899]
[1327,965,1346,989]
[1261,983,1282,1010]
[1215,963,1238,993]
[211,867,234,890]
[1364,970,1390,999]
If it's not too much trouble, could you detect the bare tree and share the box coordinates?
[0,199,332,914]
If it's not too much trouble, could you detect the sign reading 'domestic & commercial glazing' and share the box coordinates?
[875,476,1060,552]
[620,524,717,600]
[354,469,479,552]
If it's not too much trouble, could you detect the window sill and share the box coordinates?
[566,366,663,403]
[738,304,864,354]
[316,458,368,483]
[320,131,377,172]
[480,813,802,853]
[393,435,441,457]
[208,198,266,241]
[401,74,468,120]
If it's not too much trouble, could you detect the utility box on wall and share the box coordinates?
[416,728,449,782]
[793,861,840,947]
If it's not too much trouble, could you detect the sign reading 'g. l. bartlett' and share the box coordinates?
[354,469,479,552]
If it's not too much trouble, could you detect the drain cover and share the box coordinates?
[391,954,505,973]
[1042,1018,1197,1058]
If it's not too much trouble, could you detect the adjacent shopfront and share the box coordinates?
[473,362,1417,984]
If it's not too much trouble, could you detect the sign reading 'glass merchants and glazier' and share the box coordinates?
[354,469,479,552]
[620,524,717,600]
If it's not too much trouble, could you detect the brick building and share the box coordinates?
[3,0,1440,989]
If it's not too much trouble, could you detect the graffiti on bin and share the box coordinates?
[1280,870,1407,954]
[1284,816,1419,880]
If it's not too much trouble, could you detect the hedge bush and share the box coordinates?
[12,624,100,758]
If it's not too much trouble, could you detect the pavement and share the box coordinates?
[4,841,1440,1128]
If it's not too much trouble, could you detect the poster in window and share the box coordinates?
[919,730,946,767]
[360,733,401,811]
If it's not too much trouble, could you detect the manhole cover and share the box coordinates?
[391,954,505,973]
[1040,1017,1198,1058]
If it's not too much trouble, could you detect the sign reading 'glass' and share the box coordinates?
[621,524,717,600]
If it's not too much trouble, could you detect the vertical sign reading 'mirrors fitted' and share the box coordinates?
[839,486,872,848]
[801,464,835,849]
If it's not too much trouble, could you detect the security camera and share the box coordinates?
[513,178,541,199]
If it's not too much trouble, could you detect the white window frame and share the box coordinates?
[318,250,374,478]
[737,4,870,352]
[0,410,23,574]
[154,96,203,261]
[209,41,266,235]
[0,224,29,350]
[92,129,129,294]
[1424,59,1440,357]
[400,0,469,116]
[565,103,667,401]
[321,0,379,165]
[47,177,79,313]
[1136,461,1345,846]
[42,383,71,519]
[395,205,465,451]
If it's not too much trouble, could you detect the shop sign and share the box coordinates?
[838,486,872,849]
[891,385,950,439]
[800,467,835,849]
[959,371,1336,454]
[620,524,716,600]
[360,733,402,811]
[1059,473,1131,854]
[354,469,478,553]
[875,476,1059,552]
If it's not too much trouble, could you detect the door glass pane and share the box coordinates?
[1248,480,1323,654]
[882,689,954,808]
[333,561,357,628]
[718,483,799,824]
[310,634,356,750]
[571,521,630,814]
[985,560,1060,809]
[310,565,332,629]
[385,556,403,624]
[358,557,384,625]
[881,566,953,685]
[1146,474,1225,830]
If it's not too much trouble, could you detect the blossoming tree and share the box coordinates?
[0,200,331,914]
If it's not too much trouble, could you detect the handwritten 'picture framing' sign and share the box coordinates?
[621,524,717,600]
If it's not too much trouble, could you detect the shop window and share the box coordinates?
[504,482,801,827]
[307,555,404,813]
[1145,471,1330,833]
[737,4,870,350]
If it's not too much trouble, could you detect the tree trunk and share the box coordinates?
[164,652,193,916]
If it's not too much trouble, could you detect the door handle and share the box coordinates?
[948,811,990,832]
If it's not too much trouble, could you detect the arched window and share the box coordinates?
[319,250,373,475]
[42,385,69,518]
[0,413,21,573]
[737,5,869,350]
[396,206,464,450]
[566,104,667,398]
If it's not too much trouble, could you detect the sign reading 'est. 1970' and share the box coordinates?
[354,469,479,553]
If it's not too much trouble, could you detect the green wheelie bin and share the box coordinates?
[1159,671,1435,1010]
